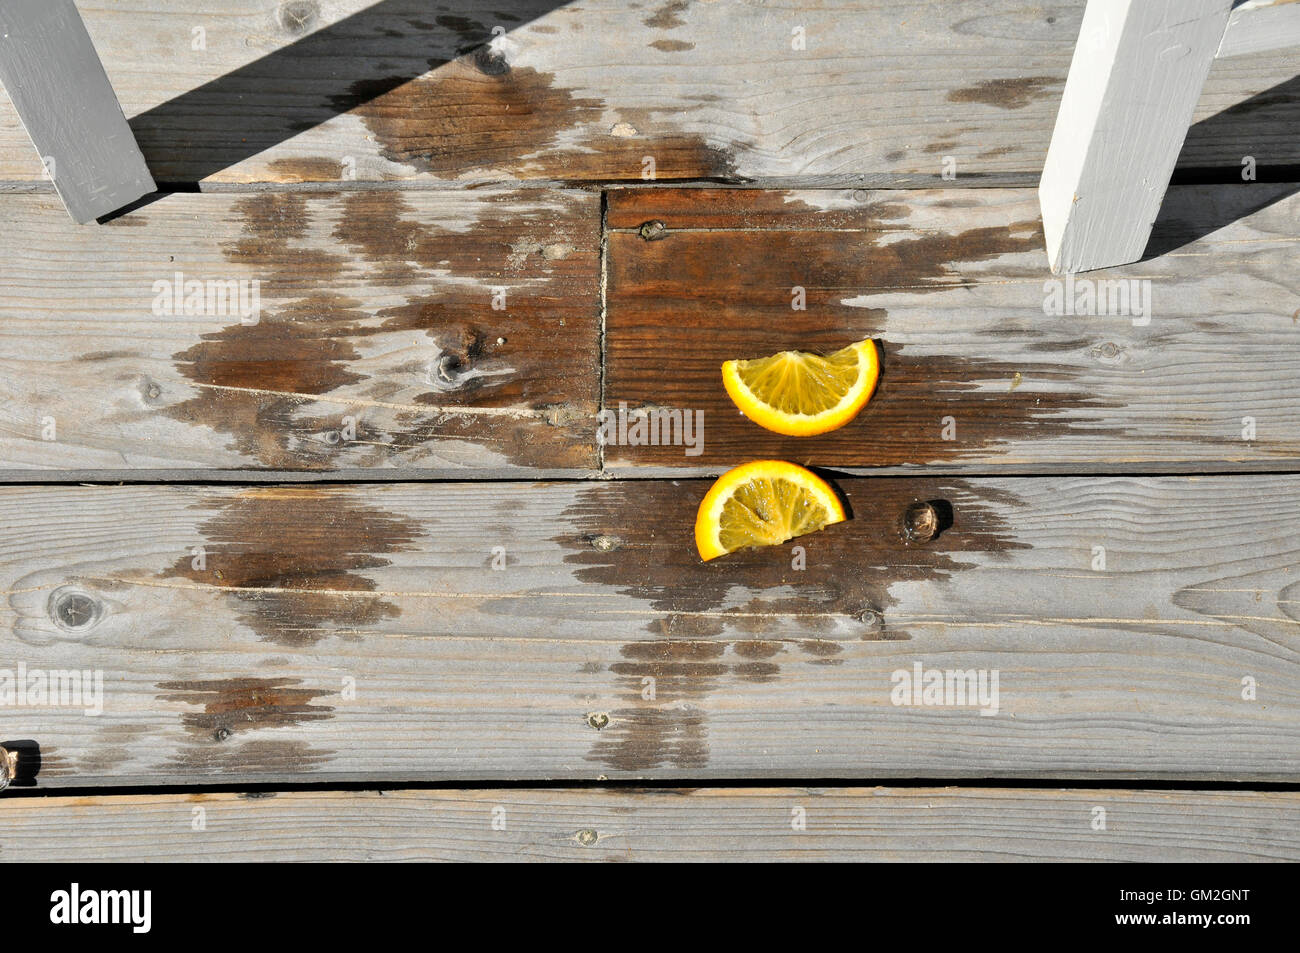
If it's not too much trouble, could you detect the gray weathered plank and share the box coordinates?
[0,1,1295,186]
[2,787,1296,861]
[0,189,599,473]
[605,185,1300,473]
[3,476,1299,788]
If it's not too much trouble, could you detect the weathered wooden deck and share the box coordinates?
[1,0,1299,861]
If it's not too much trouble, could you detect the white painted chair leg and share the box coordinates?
[1038,0,1234,274]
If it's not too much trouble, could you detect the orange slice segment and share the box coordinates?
[694,460,846,561]
[721,338,880,436]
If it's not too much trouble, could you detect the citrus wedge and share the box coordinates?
[721,338,880,436]
[694,460,846,561]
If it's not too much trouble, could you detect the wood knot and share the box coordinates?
[139,377,164,403]
[575,829,599,847]
[432,354,471,390]
[586,712,610,730]
[48,588,102,632]
[276,1,319,36]
[855,605,884,628]
[638,220,668,241]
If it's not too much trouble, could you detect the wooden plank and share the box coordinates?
[1219,0,1300,58]
[0,189,599,474]
[0,0,155,223]
[3,476,1300,788]
[1039,1,1234,274]
[605,186,1300,473]
[2,787,1297,861]
[0,1,1296,186]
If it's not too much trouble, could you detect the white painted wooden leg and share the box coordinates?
[1038,0,1234,274]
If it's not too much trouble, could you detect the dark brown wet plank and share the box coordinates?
[605,185,1300,473]
[0,189,598,474]
[5,476,1299,788]
[4,787,1298,862]
[0,1,1296,186]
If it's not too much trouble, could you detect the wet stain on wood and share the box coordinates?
[561,478,1026,639]
[168,739,333,774]
[566,478,1028,771]
[338,60,603,174]
[644,0,691,30]
[158,677,336,736]
[157,676,336,774]
[336,54,736,180]
[77,723,150,775]
[161,487,421,645]
[606,191,1123,467]
[267,156,346,182]
[948,76,1058,110]
[164,188,596,469]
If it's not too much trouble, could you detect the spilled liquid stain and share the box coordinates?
[565,478,1029,772]
[166,192,360,468]
[336,51,737,180]
[338,60,604,174]
[77,722,150,776]
[267,156,348,182]
[606,193,1122,466]
[168,739,333,775]
[562,478,1026,639]
[157,677,337,775]
[947,76,1058,110]
[161,487,421,645]
[166,187,595,469]
[158,677,336,736]
[644,0,691,30]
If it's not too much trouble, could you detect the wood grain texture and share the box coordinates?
[0,189,598,473]
[0,1,1296,186]
[605,185,1300,473]
[3,476,1300,788]
[3,787,1297,861]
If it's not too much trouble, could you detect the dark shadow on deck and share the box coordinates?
[126,0,572,189]
[1144,72,1300,260]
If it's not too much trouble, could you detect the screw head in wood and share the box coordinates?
[638,220,668,241]
[899,501,941,538]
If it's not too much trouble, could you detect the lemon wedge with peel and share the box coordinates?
[695,460,847,561]
[721,338,880,436]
